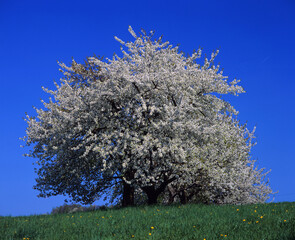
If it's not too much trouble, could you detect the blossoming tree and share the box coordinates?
[21,26,276,208]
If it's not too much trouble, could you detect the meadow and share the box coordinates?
[1,201,295,240]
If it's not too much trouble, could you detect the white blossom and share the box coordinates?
[21,26,277,206]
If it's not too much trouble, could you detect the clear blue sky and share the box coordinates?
[1,0,294,217]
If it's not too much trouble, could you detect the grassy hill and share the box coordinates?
[1,201,295,240]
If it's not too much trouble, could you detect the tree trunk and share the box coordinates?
[122,180,135,207]
[148,193,158,205]
[121,169,135,207]
[179,189,188,204]
[142,185,159,205]
[142,175,178,206]
[167,184,178,204]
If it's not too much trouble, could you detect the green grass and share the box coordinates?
[1,201,295,240]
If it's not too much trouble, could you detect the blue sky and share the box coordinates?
[1,0,294,217]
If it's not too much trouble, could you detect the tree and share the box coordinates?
[21,26,276,208]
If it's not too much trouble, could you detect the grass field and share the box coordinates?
[1,201,295,240]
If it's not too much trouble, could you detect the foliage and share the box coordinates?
[50,203,111,215]
[51,203,84,215]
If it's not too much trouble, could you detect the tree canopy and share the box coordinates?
[21,26,277,208]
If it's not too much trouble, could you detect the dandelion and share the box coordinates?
[193,225,196,228]
[254,210,257,213]
[102,216,104,218]
[132,235,135,238]
[284,220,287,222]
[256,221,259,223]
[243,219,246,221]
[151,226,154,229]
[260,216,263,219]
[225,235,227,237]
[149,233,152,235]
[236,209,239,211]
[221,234,223,236]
